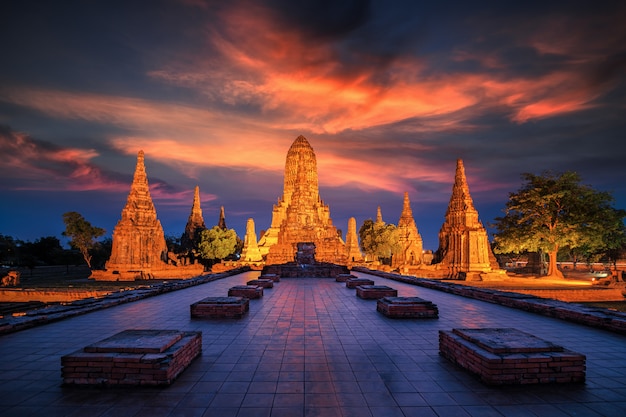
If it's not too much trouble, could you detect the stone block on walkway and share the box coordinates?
[247,279,274,288]
[356,285,398,299]
[259,273,280,282]
[336,273,357,282]
[228,285,263,299]
[377,296,439,318]
[439,328,586,385]
[345,278,375,289]
[190,296,249,318]
[61,329,201,386]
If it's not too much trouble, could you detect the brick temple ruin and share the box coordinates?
[91,151,204,281]
[257,135,347,265]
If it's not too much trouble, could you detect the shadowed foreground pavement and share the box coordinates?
[1,270,625,417]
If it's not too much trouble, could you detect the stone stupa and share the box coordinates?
[240,218,263,263]
[258,135,346,265]
[180,185,206,252]
[345,217,364,265]
[392,192,424,271]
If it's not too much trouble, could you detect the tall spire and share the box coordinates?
[393,192,423,268]
[345,217,363,263]
[434,158,500,279]
[240,218,262,262]
[375,206,383,224]
[181,186,206,251]
[106,150,167,271]
[217,206,227,230]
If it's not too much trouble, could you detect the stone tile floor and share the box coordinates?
[1,270,625,417]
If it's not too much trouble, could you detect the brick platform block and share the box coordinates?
[61,329,201,386]
[439,328,586,385]
[356,285,398,299]
[336,274,357,282]
[190,296,249,318]
[345,278,375,289]
[247,279,274,288]
[377,296,439,318]
[228,285,263,299]
[259,274,280,282]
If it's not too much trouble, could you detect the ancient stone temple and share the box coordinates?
[180,186,206,252]
[392,192,424,270]
[240,218,263,263]
[345,217,364,264]
[92,151,204,281]
[433,159,503,280]
[258,135,346,264]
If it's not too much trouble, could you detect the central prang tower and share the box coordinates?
[258,135,346,265]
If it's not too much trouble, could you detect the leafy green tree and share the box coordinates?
[197,226,238,263]
[62,212,106,268]
[359,219,401,265]
[492,171,626,278]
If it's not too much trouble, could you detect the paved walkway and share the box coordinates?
[1,271,625,417]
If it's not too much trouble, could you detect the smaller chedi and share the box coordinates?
[240,218,263,263]
[91,151,204,281]
[392,192,424,271]
[180,185,206,252]
[345,217,364,265]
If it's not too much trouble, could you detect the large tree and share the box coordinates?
[197,226,238,263]
[62,212,106,268]
[492,171,626,278]
[359,219,401,265]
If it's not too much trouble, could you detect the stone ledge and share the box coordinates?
[190,296,249,319]
[439,328,586,385]
[356,285,397,299]
[377,296,439,318]
[247,279,274,288]
[228,285,263,299]
[61,330,202,386]
[345,278,375,289]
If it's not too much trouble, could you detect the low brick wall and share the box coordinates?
[61,330,202,386]
[190,296,249,319]
[439,328,586,385]
[355,267,626,335]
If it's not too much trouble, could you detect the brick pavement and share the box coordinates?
[1,270,625,417]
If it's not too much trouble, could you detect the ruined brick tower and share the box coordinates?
[93,151,204,280]
[104,151,168,276]
[392,192,424,270]
[240,218,263,262]
[434,159,501,280]
[180,185,206,252]
[258,135,346,264]
[345,217,364,264]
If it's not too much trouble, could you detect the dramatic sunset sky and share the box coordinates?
[1,0,625,251]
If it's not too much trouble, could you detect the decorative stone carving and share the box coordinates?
[240,218,263,262]
[180,186,206,252]
[392,192,424,269]
[433,159,503,280]
[345,217,364,264]
[258,135,346,264]
[92,151,204,280]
